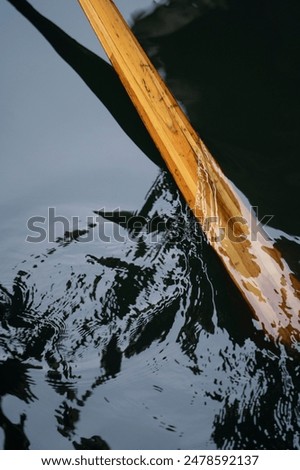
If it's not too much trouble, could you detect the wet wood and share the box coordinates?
[78,0,300,345]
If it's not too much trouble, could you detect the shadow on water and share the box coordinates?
[5,0,163,169]
[1,0,300,449]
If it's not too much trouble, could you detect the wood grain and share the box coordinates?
[78,0,300,345]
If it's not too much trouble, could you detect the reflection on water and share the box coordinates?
[0,359,35,449]
[1,171,299,449]
[1,0,300,450]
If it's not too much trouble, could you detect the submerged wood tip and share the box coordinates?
[77,0,300,346]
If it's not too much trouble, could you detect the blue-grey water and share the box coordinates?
[0,0,300,450]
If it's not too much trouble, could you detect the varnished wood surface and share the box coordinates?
[78,0,300,345]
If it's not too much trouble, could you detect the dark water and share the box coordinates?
[0,0,300,450]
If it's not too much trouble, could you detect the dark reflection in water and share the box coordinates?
[0,358,37,449]
[1,0,300,450]
[73,435,110,450]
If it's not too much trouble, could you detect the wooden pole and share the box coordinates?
[78,0,300,345]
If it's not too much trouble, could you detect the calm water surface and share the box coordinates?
[0,0,300,450]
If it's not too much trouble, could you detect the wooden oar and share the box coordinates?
[78,0,300,345]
